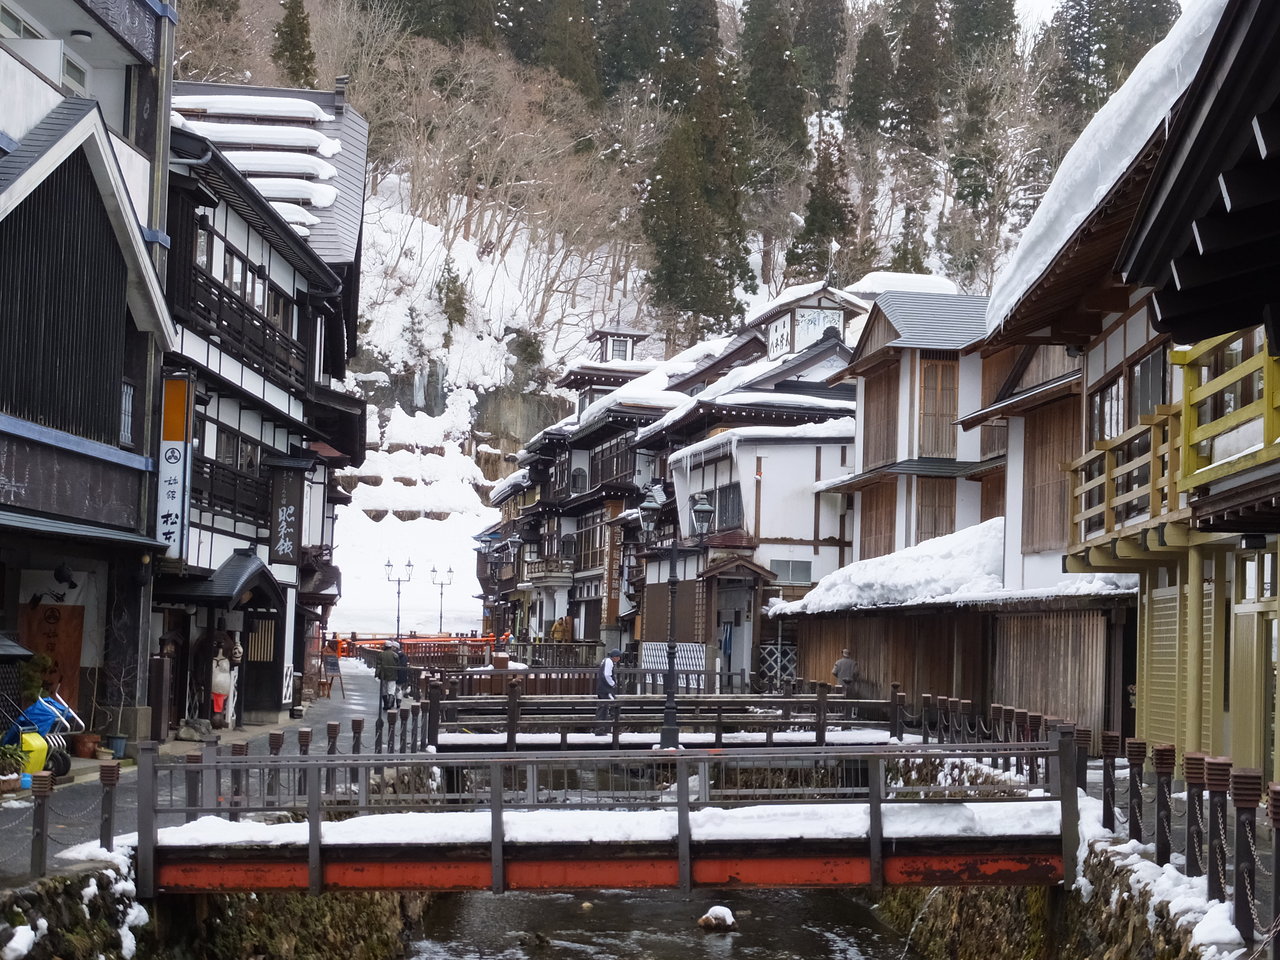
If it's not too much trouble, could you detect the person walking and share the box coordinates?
[376,639,401,712]
[831,648,858,697]
[595,648,622,734]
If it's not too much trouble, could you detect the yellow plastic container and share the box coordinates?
[19,732,46,774]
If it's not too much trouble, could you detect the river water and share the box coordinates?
[409,889,923,960]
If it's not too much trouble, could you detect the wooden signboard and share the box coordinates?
[19,605,85,707]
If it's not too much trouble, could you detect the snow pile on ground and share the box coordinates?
[772,518,1006,616]
[986,0,1229,332]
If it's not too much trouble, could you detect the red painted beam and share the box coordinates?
[155,852,1062,893]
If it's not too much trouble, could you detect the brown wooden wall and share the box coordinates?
[992,610,1108,752]
[1016,345,1081,392]
[980,471,1005,521]
[794,612,987,703]
[860,482,896,559]
[642,581,699,643]
[862,364,899,468]
[1022,398,1079,553]
[915,477,956,544]
[919,357,958,458]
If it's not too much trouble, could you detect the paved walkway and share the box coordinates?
[0,659,382,885]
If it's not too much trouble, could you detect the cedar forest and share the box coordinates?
[177,0,1180,352]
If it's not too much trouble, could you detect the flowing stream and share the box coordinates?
[409,889,923,960]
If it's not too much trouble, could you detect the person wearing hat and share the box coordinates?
[595,648,622,733]
[376,639,402,712]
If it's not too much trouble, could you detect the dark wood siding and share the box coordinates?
[0,150,127,444]
[980,471,1006,521]
[1022,399,1079,553]
[862,365,898,468]
[915,477,956,543]
[919,358,958,458]
[860,482,896,559]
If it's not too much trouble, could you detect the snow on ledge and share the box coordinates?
[173,95,335,123]
[845,271,958,299]
[985,0,1228,334]
[224,151,337,180]
[270,201,321,226]
[181,119,343,157]
[249,177,339,208]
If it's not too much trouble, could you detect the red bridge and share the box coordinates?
[135,738,1080,897]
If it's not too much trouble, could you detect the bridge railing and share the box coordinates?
[135,735,1077,898]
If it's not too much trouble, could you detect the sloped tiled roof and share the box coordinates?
[0,98,95,196]
[874,291,990,350]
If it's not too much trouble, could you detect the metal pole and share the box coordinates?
[1152,744,1174,866]
[661,535,679,749]
[29,771,52,877]
[137,742,157,898]
[1231,767,1262,944]
[1206,756,1232,903]
[99,761,120,851]
[1101,731,1119,831]
[1184,752,1206,877]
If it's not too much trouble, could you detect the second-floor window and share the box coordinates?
[919,356,958,458]
[712,483,743,531]
[768,559,812,584]
[215,429,259,476]
[119,380,135,448]
[0,5,39,38]
[590,435,633,487]
[576,510,607,569]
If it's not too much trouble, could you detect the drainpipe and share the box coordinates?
[1185,543,1204,752]
[148,2,178,283]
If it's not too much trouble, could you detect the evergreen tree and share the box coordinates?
[794,0,847,109]
[642,55,756,343]
[541,0,603,100]
[846,22,893,136]
[1112,1,1180,81]
[742,0,807,153]
[271,0,318,89]
[598,0,669,93]
[661,0,720,103]
[406,0,497,44]
[889,201,928,272]
[951,0,1017,65]
[890,0,945,154]
[785,129,857,282]
[498,0,552,64]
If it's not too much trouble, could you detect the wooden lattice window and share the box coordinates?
[860,482,896,559]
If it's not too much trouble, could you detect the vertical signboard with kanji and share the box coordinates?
[156,377,193,559]
[270,468,306,565]
[604,499,623,624]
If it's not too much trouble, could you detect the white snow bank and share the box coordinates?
[774,518,1006,615]
[225,151,337,179]
[845,271,958,299]
[181,119,342,157]
[173,95,335,122]
[985,0,1228,333]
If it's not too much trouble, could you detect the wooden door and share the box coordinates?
[19,605,85,707]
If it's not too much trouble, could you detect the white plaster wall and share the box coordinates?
[955,477,982,532]
[894,474,910,551]
[1003,417,1027,590]
[956,354,983,461]
[898,357,915,461]
[0,49,61,143]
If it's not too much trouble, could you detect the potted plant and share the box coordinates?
[0,744,26,793]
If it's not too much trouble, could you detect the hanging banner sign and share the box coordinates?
[269,467,306,564]
[156,377,193,559]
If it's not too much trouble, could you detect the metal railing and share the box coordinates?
[134,735,1077,898]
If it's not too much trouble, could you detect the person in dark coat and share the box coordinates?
[595,649,622,733]
[376,640,401,712]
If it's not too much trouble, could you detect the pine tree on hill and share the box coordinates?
[785,129,857,283]
[660,0,721,103]
[890,201,928,272]
[742,0,807,153]
[498,0,552,65]
[951,0,1017,65]
[541,0,603,101]
[598,0,670,94]
[406,0,497,44]
[1112,0,1180,81]
[271,0,318,89]
[890,0,946,154]
[794,0,847,109]
[846,21,893,137]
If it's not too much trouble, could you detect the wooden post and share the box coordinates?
[1028,712,1043,785]
[1268,783,1280,960]
[1058,725,1079,886]
[1152,744,1175,866]
[1206,756,1232,903]
[350,717,364,801]
[1126,739,1147,843]
[186,751,203,818]
[1015,709,1028,777]
[507,680,521,752]
[297,728,311,798]
[99,761,121,851]
[676,756,692,894]
[920,694,933,745]
[490,761,505,894]
[891,691,905,742]
[815,683,828,747]
[1184,752,1207,877]
[869,757,884,895]
[136,742,157,898]
[308,748,322,896]
[428,681,443,749]
[410,703,420,753]
[1101,731,1120,831]
[1231,767,1262,943]
[29,771,53,877]
[399,706,410,753]
[1074,726,1091,792]
[326,722,340,796]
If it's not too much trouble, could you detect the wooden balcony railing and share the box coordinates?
[1069,408,1181,545]
[525,558,574,578]
[187,267,308,395]
[1173,334,1280,488]
[189,456,271,528]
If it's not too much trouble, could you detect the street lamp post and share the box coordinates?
[431,565,454,634]
[639,487,714,749]
[384,558,414,641]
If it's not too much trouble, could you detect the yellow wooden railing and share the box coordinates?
[1069,408,1181,546]
[1172,332,1280,487]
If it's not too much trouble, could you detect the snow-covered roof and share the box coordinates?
[984,0,1228,334]
[870,291,990,351]
[668,417,857,466]
[223,151,338,180]
[772,517,1137,616]
[489,468,531,505]
[744,281,869,327]
[845,271,958,299]
[172,94,335,122]
[175,80,370,266]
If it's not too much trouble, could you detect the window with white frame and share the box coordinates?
[768,559,812,584]
[0,4,40,38]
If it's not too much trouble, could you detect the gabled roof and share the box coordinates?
[666,329,766,393]
[153,549,285,608]
[0,98,175,350]
[871,291,990,350]
[743,281,869,328]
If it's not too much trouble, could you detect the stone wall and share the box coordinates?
[0,865,148,960]
[876,848,1206,960]
[147,890,433,960]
